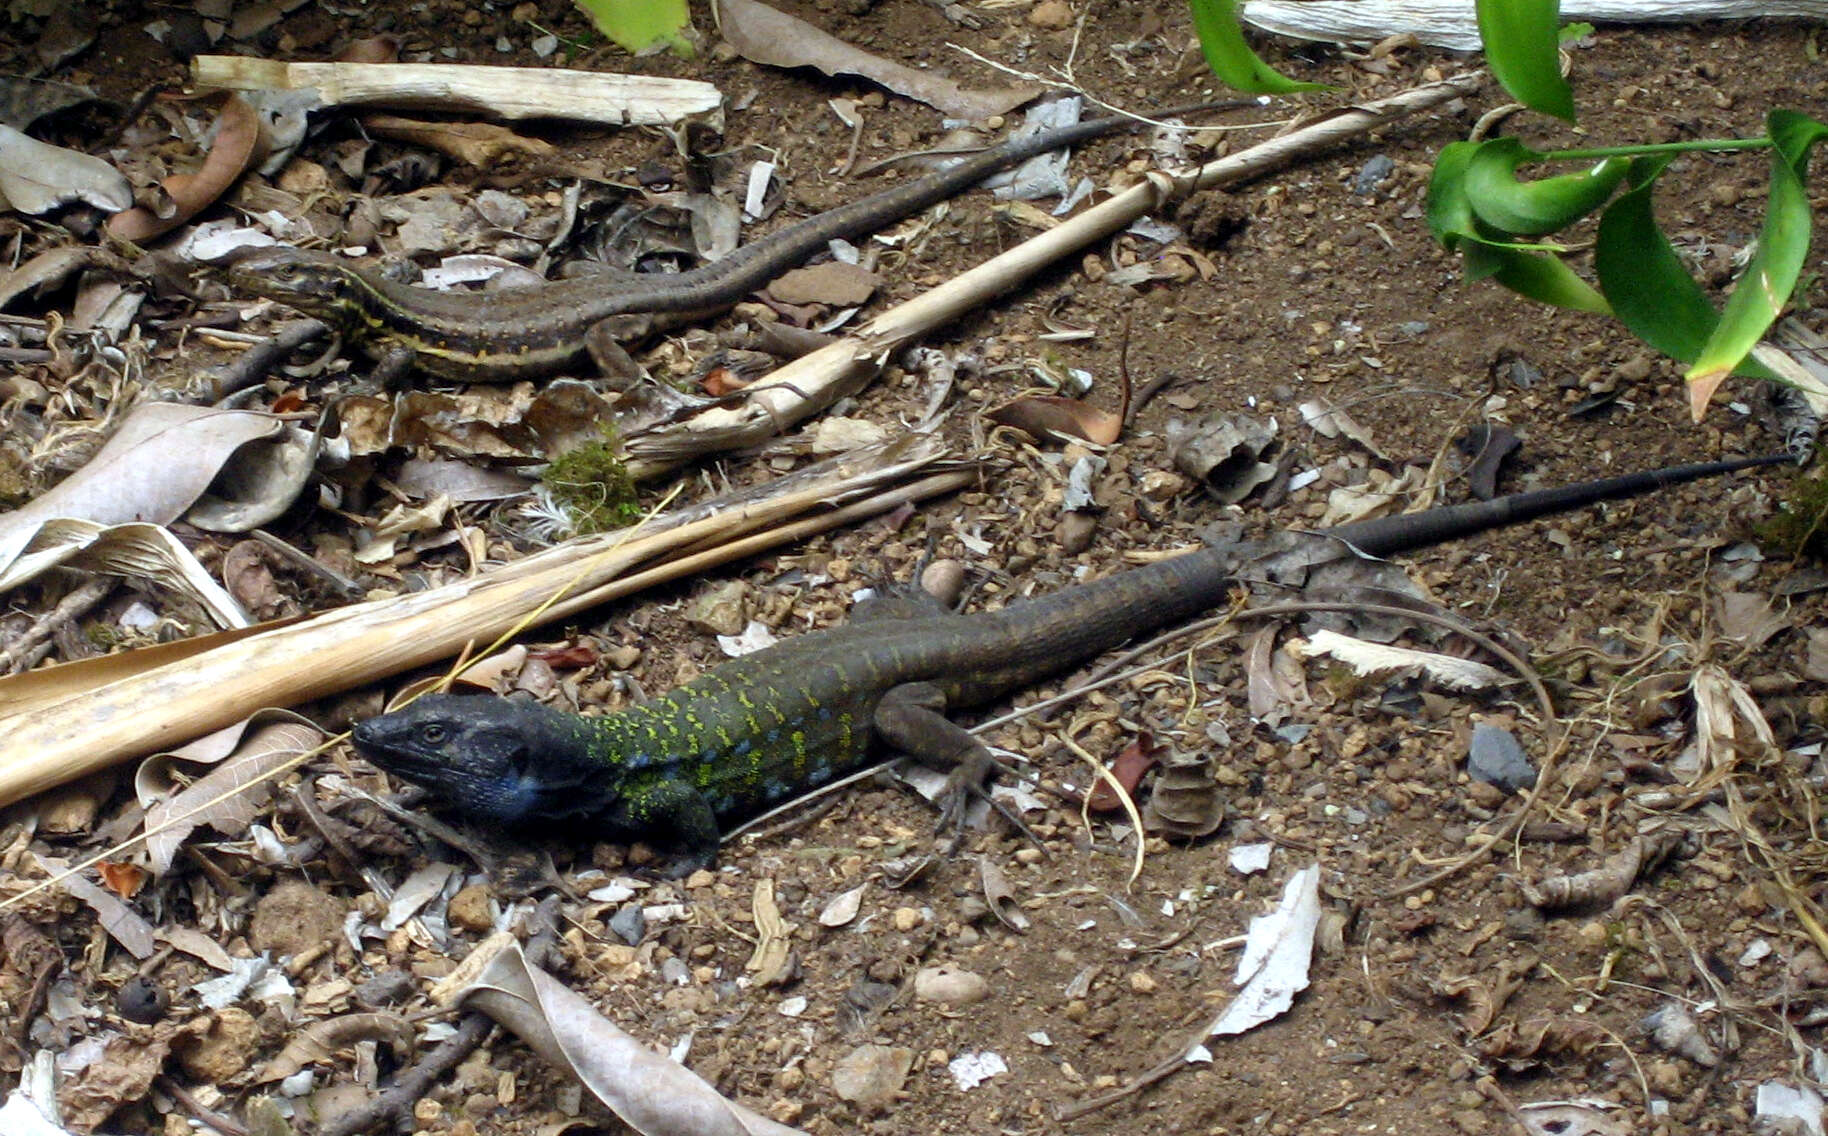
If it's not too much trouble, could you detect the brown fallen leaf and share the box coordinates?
[362,113,556,167]
[109,93,264,242]
[986,394,1122,446]
[140,718,325,874]
[256,1012,419,1082]
[766,261,882,307]
[716,0,1037,120]
[96,860,147,899]
[1085,731,1158,813]
[450,937,809,1135]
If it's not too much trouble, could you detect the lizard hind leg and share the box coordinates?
[872,682,1036,849]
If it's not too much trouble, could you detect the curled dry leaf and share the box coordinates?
[976,855,1028,933]
[1517,1101,1630,1136]
[255,1012,419,1083]
[1713,591,1792,651]
[1299,398,1384,459]
[1519,830,1685,909]
[0,124,132,214]
[362,113,556,167]
[55,1019,199,1132]
[1141,749,1226,838]
[0,246,122,311]
[1317,465,1425,527]
[986,394,1122,446]
[452,938,808,1135]
[1478,1017,1609,1065]
[220,541,291,621]
[715,0,1036,120]
[186,423,321,533]
[879,853,937,889]
[746,879,795,987]
[1689,663,1779,780]
[109,93,265,242]
[0,403,283,579]
[1165,413,1278,504]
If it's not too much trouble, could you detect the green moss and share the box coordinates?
[0,451,32,509]
[540,442,641,535]
[1755,472,1828,560]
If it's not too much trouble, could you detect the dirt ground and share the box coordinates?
[2,2,1827,1134]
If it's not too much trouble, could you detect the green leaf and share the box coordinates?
[1463,137,1628,236]
[1476,0,1575,121]
[1430,140,1607,312]
[1187,0,1326,95]
[1685,110,1828,386]
[569,0,693,56]
[1466,239,1610,312]
[1594,156,1777,379]
[1426,141,1478,248]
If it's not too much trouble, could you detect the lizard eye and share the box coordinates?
[419,723,448,745]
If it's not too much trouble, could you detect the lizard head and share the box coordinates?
[351,694,618,827]
[224,247,368,328]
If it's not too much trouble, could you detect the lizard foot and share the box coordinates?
[933,754,1047,858]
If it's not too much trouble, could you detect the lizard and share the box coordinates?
[225,101,1242,384]
[351,453,1787,874]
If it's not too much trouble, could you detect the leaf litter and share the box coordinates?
[0,8,1820,1136]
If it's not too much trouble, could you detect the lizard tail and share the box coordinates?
[1327,453,1791,559]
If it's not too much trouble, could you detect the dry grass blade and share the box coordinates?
[0,440,973,809]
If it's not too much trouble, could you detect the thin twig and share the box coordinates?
[1,576,115,674]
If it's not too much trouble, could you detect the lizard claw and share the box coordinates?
[932,755,1047,857]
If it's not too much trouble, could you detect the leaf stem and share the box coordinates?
[1546,138,1770,161]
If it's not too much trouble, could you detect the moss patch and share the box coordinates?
[540,442,641,535]
[1755,472,1828,560]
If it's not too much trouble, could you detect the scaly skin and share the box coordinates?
[227,101,1241,383]
[351,455,1786,871]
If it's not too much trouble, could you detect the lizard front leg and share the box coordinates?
[584,314,658,389]
[606,777,722,877]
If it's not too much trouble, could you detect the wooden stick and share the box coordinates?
[190,57,721,126]
[620,71,1486,480]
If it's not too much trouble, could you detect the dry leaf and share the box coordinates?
[37,854,156,959]
[362,113,555,166]
[1290,629,1507,691]
[454,938,807,1135]
[140,719,324,874]
[715,0,1036,120]
[255,1013,418,1082]
[109,93,264,241]
[1084,732,1158,813]
[986,395,1122,446]
[0,403,282,576]
[0,123,131,214]
[766,261,881,307]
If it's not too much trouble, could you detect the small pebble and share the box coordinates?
[913,965,990,1005]
[1028,0,1074,29]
